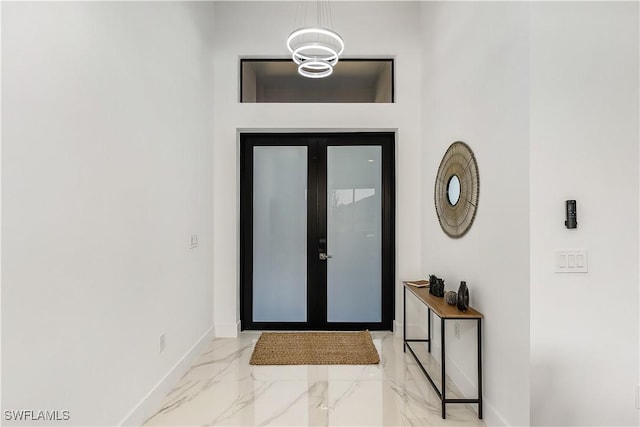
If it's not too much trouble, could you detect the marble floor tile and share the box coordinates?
[143,332,485,427]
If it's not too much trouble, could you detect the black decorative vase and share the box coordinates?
[429,275,445,297]
[428,275,437,290]
[457,281,469,311]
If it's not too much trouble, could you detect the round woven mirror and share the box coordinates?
[434,141,479,238]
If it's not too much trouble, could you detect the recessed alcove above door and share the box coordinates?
[241,59,394,103]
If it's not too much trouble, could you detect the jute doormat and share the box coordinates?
[249,330,380,365]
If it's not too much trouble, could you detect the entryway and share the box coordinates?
[240,132,395,330]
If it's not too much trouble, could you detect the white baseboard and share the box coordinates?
[214,320,240,337]
[118,326,215,427]
[482,399,508,426]
[393,320,402,335]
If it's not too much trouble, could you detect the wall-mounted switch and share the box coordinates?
[558,254,567,270]
[554,249,588,273]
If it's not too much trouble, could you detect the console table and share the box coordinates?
[402,281,483,419]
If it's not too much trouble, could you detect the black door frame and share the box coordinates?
[240,132,395,330]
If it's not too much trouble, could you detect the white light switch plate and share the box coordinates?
[554,249,588,273]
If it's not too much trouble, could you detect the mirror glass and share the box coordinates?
[447,175,461,206]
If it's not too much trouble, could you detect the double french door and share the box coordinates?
[240,133,395,330]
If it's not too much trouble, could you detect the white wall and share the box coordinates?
[530,3,640,426]
[1,2,215,425]
[211,1,424,336]
[420,2,531,426]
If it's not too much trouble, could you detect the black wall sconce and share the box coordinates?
[565,200,577,229]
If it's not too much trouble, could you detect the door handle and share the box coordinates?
[319,253,333,260]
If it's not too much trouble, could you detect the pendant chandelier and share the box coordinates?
[286,0,344,79]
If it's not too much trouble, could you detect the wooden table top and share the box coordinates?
[403,281,483,319]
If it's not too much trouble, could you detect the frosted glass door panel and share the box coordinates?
[253,146,307,322]
[327,146,382,322]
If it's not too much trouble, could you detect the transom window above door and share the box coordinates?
[240,59,394,103]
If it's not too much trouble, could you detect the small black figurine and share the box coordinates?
[429,275,445,297]
[457,281,469,311]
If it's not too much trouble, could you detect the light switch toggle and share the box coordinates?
[554,249,587,273]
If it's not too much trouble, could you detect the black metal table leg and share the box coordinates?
[478,318,483,419]
[441,317,446,419]
[428,307,432,353]
[403,286,406,353]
